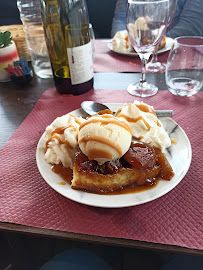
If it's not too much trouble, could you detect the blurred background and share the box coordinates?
[0,0,117,38]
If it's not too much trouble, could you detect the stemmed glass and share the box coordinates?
[126,0,169,97]
[146,0,177,73]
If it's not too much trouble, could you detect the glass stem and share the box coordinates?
[140,57,147,85]
[154,51,158,63]
[150,50,158,64]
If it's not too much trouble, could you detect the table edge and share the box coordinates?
[0,222,202,256]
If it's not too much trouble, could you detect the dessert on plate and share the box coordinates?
[112,17,166,54]
[112,30,134,54]
[44,101,174,194]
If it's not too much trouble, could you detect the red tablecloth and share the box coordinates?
[0,88,203,250]
[94,40,169,73]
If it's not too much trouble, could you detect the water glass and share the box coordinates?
[165,36,203,97]
[26,24,53,78]
[17,0,53,78]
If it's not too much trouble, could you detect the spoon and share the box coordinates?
[81,101,173,117]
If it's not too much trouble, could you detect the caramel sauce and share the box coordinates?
[79,135,123,157]
[156,121,161,127]
[115,108,122,117]
[51,141,174,195]
[104,179,158,195]
[51,163,158,195]
[79,116,132,135]
[88,149,113,160]
[135,104,156,115]
[124,36,129,49]
[64,140,74,149]
[133,135,144,140]
[51,163,73,185]
[46,125,77,151]
[118,115,150,131]
[98,109,113,115]
[51,127,67,136]
[69,114,83,125]
[58,182,66,185]
[46,135,63,151]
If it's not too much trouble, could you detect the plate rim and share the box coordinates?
[107,37,174,57]
[36,103,192,208]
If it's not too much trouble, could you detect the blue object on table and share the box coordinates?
[10,59,33,86]
[14,58,31,75]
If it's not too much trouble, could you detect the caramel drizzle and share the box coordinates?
[69,114,83,125]
[118,114,150,131]
[124,36,129,49]
[125,103,155,115]
[58,182,66,185]
[98,109,113,115]
[115,108,122,117]
[79,135,123,157]
[46,125,77,151]
[79,116,132,135]
[133,135,144,140]
[155,121,161,127]
[88,149,113,160]
[135,104,156,115]
[116,104,155,117]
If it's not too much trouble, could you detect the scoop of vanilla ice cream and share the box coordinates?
[112,30,134,53]
[116,101,171,151]
[45,114,85,168]
[78,114,132,164]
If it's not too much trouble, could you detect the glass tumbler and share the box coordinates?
[165,36,203,97]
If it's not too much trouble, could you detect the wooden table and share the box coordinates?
[0,72,202,256]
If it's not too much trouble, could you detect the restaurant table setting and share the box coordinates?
[94,40,170,73]
[1,0,203,254]
[0,87,203,252]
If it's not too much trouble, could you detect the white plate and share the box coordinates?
[107,37,174,57]
[36,103,192,208]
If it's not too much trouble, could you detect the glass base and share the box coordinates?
[146,62,166,73]
[127,82,158,97]
[168,87,200,97]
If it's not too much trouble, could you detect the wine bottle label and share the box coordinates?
[67,42,93,85]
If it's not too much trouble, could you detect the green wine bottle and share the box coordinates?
[41,0,94,95]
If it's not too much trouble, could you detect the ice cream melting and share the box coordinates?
[78,114,132,165]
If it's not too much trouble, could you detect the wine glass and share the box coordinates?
[146,0,177,73]
[126,0,169,97]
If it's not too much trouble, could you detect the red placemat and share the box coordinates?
[94,40,169,73]
[0,88,203,250]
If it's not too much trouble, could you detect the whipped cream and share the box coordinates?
[116,101,171,151]
[45,114,85,168]
[78,114,132,164]
[112,30,134,53]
